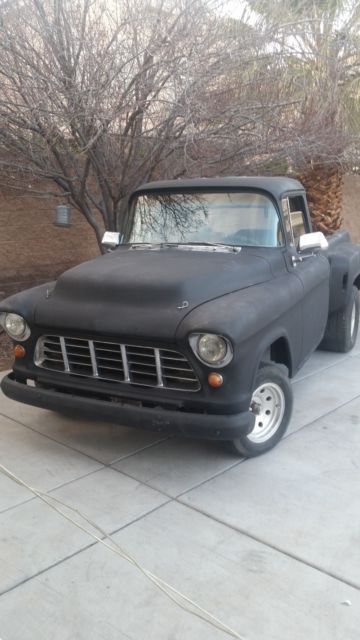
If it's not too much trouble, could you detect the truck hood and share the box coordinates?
[32,247,273,340]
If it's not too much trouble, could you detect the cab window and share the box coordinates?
[284,196,309,246]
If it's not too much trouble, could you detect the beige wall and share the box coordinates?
[342,175,360,244]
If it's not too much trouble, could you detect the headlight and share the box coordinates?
[3,313,31,341]
[189,333,233,367]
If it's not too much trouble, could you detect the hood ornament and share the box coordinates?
[177,300,189,310]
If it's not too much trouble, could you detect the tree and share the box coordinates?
[245,0,360,233]
[2,0,356,244]
[0,0,278,250]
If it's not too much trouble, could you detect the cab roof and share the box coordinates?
[132,176,305,201]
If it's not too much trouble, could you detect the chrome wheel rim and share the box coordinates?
[350,299,357,340]
[248,382,285,444]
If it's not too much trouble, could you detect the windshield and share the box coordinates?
[127,191,283,247]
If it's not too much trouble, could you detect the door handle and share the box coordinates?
[292,253,315,267]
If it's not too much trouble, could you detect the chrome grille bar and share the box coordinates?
[88,340,99,377]
[120,344,130,382]
[59,337,70,372]
[154,348,163,388]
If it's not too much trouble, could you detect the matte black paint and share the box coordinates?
[2,373,255,439]
[1,176,360,439]
[32,247,274,339]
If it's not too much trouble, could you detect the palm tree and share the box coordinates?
[246,0,360,234]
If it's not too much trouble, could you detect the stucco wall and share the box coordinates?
[342,174,360,244]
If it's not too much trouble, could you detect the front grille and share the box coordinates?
[35,335,200,392]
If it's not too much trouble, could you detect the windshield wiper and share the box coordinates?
[160,242,241,252]
[127,242,241,253]
[128,243,153,248]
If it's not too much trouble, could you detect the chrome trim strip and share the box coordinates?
[121,344,130,382]
[59,337,70,372]
[88,340,99,377]
[154,348,163,387]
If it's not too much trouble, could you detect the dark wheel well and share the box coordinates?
[268,337,292,376]
[354,274,360,290]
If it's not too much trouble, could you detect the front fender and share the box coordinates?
[176,274,303,394]
[0,283,54,324]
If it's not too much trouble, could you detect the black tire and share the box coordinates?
[319,285,359,353]
[229,363,293,457]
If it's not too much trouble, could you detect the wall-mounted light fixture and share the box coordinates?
[54,204,71,227]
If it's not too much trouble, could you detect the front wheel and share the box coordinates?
[230,364,293,457]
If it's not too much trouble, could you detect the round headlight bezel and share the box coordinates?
[3,313,31,341]
[189,333,233,368]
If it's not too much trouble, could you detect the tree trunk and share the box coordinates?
[298,166,343,235]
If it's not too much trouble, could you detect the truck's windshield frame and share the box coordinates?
[126,190,285,248]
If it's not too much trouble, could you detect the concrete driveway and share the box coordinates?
[0,340,360,640]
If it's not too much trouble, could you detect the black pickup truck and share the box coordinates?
[1,177,360,456]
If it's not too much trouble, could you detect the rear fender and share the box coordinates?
[328,244,360,313]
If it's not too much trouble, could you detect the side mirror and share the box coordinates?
[299,231,328,252]
[102,231,121,249]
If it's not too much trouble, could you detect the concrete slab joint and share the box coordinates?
[0,339,360,639]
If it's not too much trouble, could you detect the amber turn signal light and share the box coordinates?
[208,372,223,388]
[14,344,26,359]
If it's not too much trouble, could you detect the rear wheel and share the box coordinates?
[230,363,293,457]
[319,285,359,353]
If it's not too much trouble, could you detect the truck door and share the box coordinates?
[282,195,330,358]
